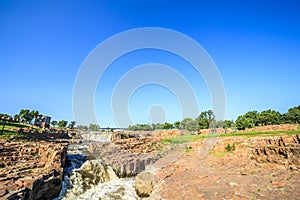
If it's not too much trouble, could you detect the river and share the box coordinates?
[53,133,140,200]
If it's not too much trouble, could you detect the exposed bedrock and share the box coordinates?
[0,140,68,200]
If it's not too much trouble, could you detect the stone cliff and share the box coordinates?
[88,138,171,177]
[0,140,68,200]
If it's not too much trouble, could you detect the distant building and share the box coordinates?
[34,115,51,128]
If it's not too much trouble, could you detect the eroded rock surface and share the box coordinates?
[88,138,171,177]
[150,135,300,199]
[0,140,67,199]
[252,135,300,170]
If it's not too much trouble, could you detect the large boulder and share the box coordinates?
[135,172,158,198]
[64,160,118,197]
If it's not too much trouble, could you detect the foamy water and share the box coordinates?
[54,132,140,200]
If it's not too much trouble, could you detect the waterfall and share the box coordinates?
[79,132,112,142]
[54,142,140,200]
[60,159,139,200]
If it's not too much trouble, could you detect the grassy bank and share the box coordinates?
[0,122,42,141]
[163,127,300,144]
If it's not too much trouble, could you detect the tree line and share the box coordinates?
[127,105,300,131]
[0,109,76,129]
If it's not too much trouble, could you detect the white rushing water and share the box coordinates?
[54,133,140,200]
[63,177,139,200]
[79,131,112,142]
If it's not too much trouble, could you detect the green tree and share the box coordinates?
[235,115,254,130]
[30,110,39,124]
[244,111,260,126]
[282,106,300,124]
[174,121,181,129]
[13,114,20,122]
[181,118,197,131]
[68,121,76,129]
[181,118,193,130]
[77,125,88,131]
[163,122,174,129]
[51,120,58,127]
[224,120,234,128]
[58,120,68,128]
[19,109,31,123]
[89,123,100,131]
[258,109,282,125]
[152,123,164,130]
[196,110,215,130]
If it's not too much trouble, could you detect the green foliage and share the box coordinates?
[196,110,215,130]
[174,121,181,129]
[225,143,236,152]
[58,120,68,128]
[258,109,282,125]
[185,146,192,152]
[19,109,32,124]
[0,113,12,119]
[128,123,152,131]
[224,120,234,128]
[68,121,76,129]
[89,123,100,131]
[162,134,195,144]
[18,109,39,124]
[126,106,300,132]
[30,110,39,123]
[282,106,300,124]
[163,122,174,129]
[77,125,88,131]
[210,151,227,157]
[51,120,57,127]
[180,118,197,131]
[236,110,261,130]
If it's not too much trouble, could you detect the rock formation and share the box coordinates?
[0,140,67,199]
[135,172,158,198]
[252,135,300,170]
[64,160,118,197]
[88,138,171,177]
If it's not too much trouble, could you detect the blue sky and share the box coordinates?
[1,0,300,126]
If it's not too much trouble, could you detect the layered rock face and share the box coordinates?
[88,138,170,177]
[252,135,300,170]
[0,140,67,199]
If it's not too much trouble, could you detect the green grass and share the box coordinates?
[162,134,196,144]
[194,129,300,140]
[0,122,44,141]
[209,151,227,157]
[185,146,192,152]
[162,129,300,145]
[0,122,41,131]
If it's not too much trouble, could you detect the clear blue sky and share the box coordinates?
[1,0,299,126]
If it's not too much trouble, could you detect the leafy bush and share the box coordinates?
[225,143,236,152]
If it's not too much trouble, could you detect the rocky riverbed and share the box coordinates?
[1,129,300,200]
